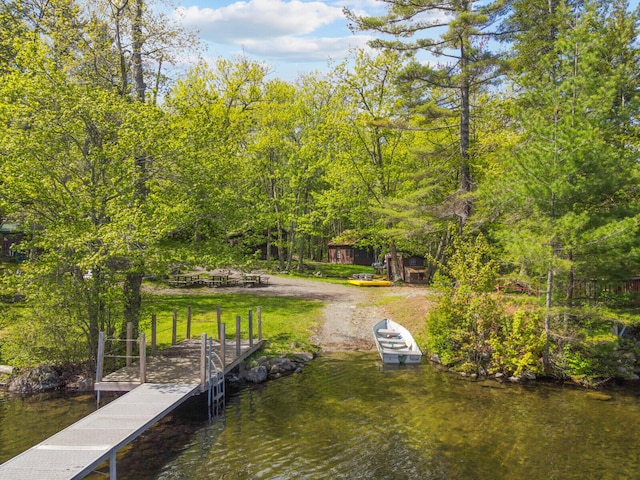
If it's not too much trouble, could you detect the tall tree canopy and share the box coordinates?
[345,0,507,231]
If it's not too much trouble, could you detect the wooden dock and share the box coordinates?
[0,313,265,480]
[95,336,264,393]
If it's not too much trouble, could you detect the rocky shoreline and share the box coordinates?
[1,352,316,396]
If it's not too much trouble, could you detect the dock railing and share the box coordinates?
[95,306,263,396]
[95,323,146,385]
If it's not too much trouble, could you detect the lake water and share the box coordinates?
[2,352,640,479]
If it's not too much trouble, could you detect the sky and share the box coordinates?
[171,0,387,81]
[170,0,640,82]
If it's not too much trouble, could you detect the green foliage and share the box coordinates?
[425,233,502,369]
[447,234,498,293]
[426,289,501,369]
[489,309,545,376]
[548,309,637,386]
[2,267,125,366]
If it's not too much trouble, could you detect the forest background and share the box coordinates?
[1,0,640,386]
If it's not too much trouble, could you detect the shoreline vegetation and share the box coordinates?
[2,0,640,396]
[2,262,640,395]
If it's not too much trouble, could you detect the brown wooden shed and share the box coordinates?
[327,239,375,266]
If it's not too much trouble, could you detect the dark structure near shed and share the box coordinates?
[1,222,23,259]
[385,253,428,284]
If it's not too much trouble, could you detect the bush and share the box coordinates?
[489,309,544,376]
[425,288,502,370]
[425,233,501,370]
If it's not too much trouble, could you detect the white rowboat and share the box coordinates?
[373,318,422,364]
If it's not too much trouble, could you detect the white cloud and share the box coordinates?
[176,0,345,44]
[171,0,382,79]
[242,35,373,62]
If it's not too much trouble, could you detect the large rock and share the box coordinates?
[291,352,314,363]
[245,365,268,384]
[269,358,298,376]
[8,365,64,394]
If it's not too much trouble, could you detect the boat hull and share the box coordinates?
[373,318,422,364]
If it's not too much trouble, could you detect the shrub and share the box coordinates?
[489,309,544,376]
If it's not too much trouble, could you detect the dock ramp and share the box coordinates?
[0,383,199,479]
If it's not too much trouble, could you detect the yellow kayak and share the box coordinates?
[347,279,392,287]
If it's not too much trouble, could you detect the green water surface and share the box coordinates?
[2,352,640,479]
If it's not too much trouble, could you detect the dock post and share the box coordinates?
[200,333,206,390]
[248,310,254,347]
[172,310,177,345]
[221,323,226,367]
[235,315,241,357]
[151,314,157,356]
[96,332,105,383]
[96,331,104,406]
[126,322,132,367]
[258,306,262,340]
[187,306,192,339]
[216,305,222,341]
[139,333,146,384]
[110,449,117,480]
[208,336,214,409]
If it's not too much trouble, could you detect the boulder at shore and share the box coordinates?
[8,365,64,395]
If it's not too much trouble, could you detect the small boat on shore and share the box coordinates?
[373,318,422,364]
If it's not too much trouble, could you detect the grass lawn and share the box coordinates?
[143,293,324,356]
[280,261,379,286]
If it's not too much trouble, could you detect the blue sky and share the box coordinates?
[172,0,387,80]
[170,0,640,82]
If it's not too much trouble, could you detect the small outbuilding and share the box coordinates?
[327,234,376,266]
[1,222,23,259]
[386,253,428,284]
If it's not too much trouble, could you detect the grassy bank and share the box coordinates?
[143,293,324,356]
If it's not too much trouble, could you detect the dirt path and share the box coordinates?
[147,273,429,352]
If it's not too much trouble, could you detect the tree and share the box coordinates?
[165,58,271,268]
[0,36,175,365]
[488,0,640,370]
[322,50,423,279]
[345,0,506,232]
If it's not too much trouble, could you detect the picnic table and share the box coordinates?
[200,274,231,288]
[241,274,268,287]
[167,273,201,287]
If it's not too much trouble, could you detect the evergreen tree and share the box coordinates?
[489,0,640,370]
[345,0,507,231]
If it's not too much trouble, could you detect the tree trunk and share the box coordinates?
[457,1,472,234]
[566,250,574,303]
[543,264,554,373]
[388,242,403,282]
[123,271,143,337]
[286,221,295,271]
[132,0,145,102]
[266,227,272,262]
[122,0,146,336]
[297,232,305,272]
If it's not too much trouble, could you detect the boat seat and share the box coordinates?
[379,340,408,349]
[378,329,401,338]
[377,336,405,343]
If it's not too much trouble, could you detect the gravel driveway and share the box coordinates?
[147,272,429,352]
